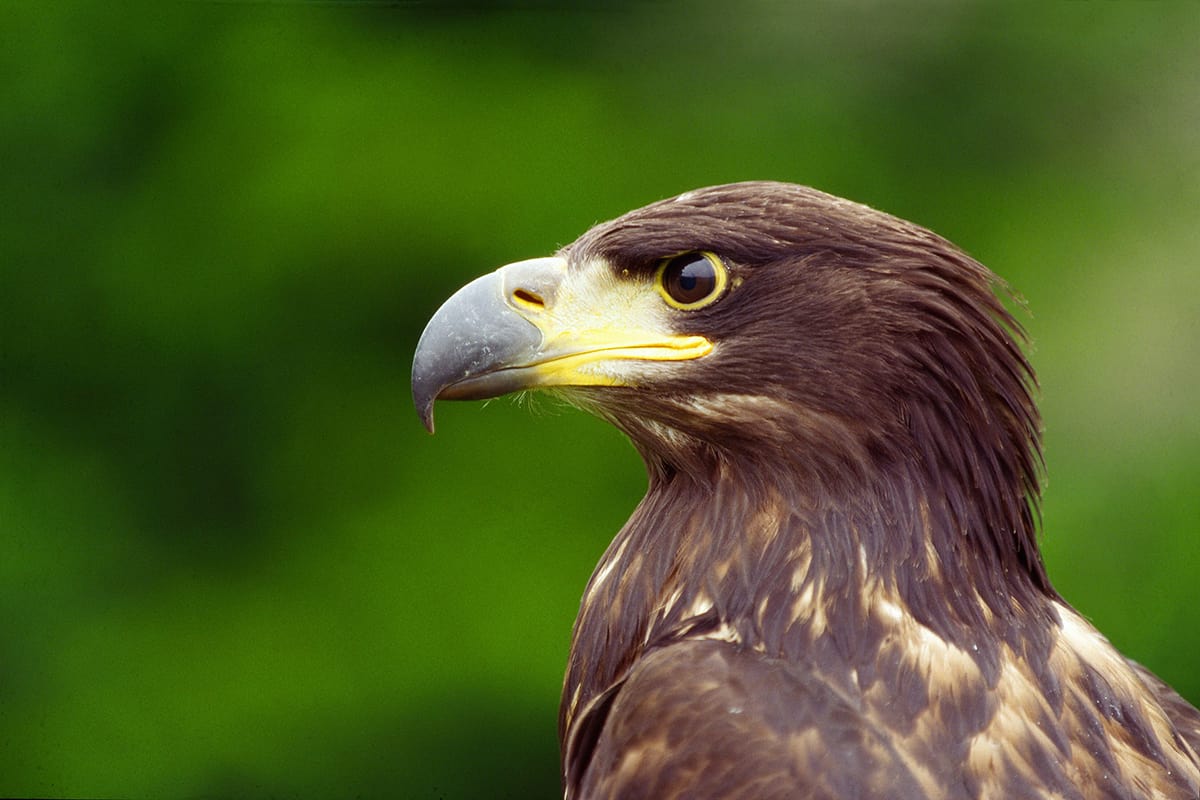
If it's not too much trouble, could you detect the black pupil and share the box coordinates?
[665,254,717,305]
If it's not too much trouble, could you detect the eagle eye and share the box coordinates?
[656,252,727,310]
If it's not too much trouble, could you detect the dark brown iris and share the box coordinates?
[659,252,723,308]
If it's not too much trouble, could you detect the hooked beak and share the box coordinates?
[411,256,713,432]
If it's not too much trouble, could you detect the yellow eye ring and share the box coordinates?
[655,251,728,310]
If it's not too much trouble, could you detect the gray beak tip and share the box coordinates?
[412,357,440,434]
[410,257,565,434]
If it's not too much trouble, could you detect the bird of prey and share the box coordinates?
[411,182,1200,799]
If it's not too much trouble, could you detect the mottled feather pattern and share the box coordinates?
[504,183,1198,798]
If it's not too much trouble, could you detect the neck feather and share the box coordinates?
[559,455,1057,742]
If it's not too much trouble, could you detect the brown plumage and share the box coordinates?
[412,182,1200,799]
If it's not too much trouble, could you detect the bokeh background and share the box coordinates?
[3,2,1198,797]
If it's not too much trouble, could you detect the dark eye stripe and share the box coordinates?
[657,252,727,310]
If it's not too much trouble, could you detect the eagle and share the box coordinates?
[411,182,1200,799]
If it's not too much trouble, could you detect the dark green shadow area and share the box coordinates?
[186,691,562,800]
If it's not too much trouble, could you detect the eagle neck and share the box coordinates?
[560,454,1056,748]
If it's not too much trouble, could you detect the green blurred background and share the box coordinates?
[2,2,1198,797]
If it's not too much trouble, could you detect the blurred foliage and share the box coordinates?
[1,2,1198,797]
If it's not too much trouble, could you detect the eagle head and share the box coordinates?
[414,181,1043,581]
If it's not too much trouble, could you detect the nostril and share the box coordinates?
[512,288,545,309]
